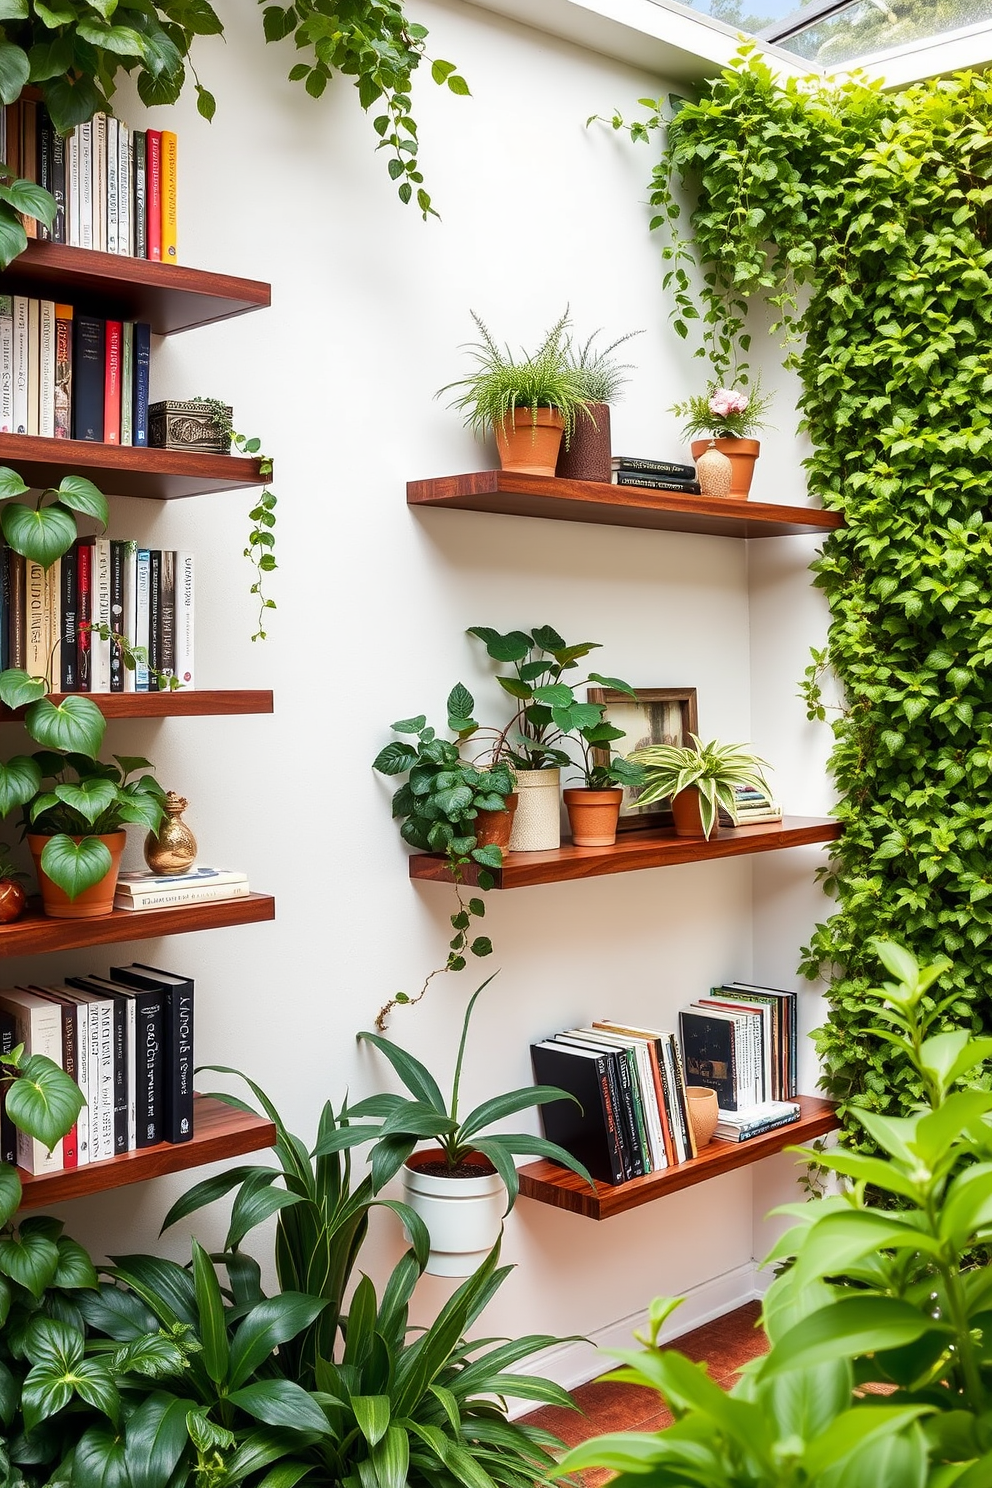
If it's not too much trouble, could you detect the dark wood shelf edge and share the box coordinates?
[0,690,274,720]
[17,1095,275,1209]
[518,1095,839,1219]
[0,435,266,499]
[0,892,275,956]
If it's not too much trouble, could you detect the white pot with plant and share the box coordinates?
[626,733,773,839]
[670,377,772,498]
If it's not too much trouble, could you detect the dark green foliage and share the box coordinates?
[614,50,992,1140]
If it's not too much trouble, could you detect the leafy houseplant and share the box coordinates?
[628,733,772,839]
[437,310,592,476]
[557,326,643,483]
[563,722,645,848]
[671,377,772,500]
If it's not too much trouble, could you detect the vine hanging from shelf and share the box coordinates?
[195,399,277,642]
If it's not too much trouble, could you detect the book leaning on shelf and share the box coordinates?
[679,981,799,1113]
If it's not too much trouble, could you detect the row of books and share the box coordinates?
[679,982,799,1112]
[0,962,194,1176]
[611,455,702,495]
[719,786,784,828]
[1,538,194,692]
[0,299,152,444]
[115,866,250,913]
[3,99,178,261]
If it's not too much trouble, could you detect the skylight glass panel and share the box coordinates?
[763,1,992,66]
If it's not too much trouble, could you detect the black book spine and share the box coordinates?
[613,1047,644,1179]
[165,983,193,1142]
[0,535,8,675]
[60,542,78,691]
[72,315,104,441]
[615,458,697,479]
[724,1111,801,1142]
[147,549,161,674]
[0,1008,16,1165]
[37,107,52,241]
[133,131,147,260]
[50,122,66,244]
[132,321,150,446]
[613,472,702,493]
[531,1042,623,1185]
[157,549,175,686]
[134,987,164,1148]
[109,992,127,1153]
[600,1048,633,1181]
[109,539,124,692]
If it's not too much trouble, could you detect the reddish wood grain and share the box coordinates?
[0,691,273,721]
[409,818,842,889]
[518,1095,839,1218]
[407,471,844,538]
[0,243,270,335]
[17,1096,275,1208]
[0,893,275,957]
[0,434,266,499]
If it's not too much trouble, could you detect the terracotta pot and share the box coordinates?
[494,407,564,477]
[473,793,518,852]
[27,831,126,918]
[670,788,713,840]
[685,1087,719,1149]
[555,402,611,483]
[403,1148,505,1277]
[690,437,760,499]
[509,768,561,851]
[563,787,623,847]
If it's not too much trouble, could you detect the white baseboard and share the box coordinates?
[507,1260,764,1417]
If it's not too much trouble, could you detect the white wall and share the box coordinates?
[10,0,834,1385]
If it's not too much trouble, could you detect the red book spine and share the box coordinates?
[103,320,121,444]
[77,538,92,690]
[146,130,162,262]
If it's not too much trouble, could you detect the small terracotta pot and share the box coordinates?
[671,788,712,839]
[27,831,126,918]
[685,1087,719,1149]
[555,402,611,483]
[563,788,623,847]
[473,793,518,853]
[690,437,760,499]
[494,408,564,477]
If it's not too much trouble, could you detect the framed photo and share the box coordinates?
[585,687,699,832]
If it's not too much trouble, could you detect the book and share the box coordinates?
[612,471,703,494]
[11,294,27,433]
[691,1001,760,1108]
[116,866,249,892]
[0,295,12,431]
[76,536,93,689]
[91,537,111,692]
[59,541,78,692]
[132,130,147,259]
[109,539,126,691]
[554,1031,639,1179]
[713,1100,801,1143]
[103,319,122,443]
[36,107,53,241]
[72,975,155,1151]
[0,987,63,1173]
[132,322,150,446]
[134,547,150,690]
[147,548,161,676]
[54,303,72,438]
[24,557,48,679]
[592,1021,676,1167]
[161,129,178,262]
[50,116,66,244]
[0,536,8,672]
[78,118,93,250]
[678,1007,740,1111]
[109,963,193,1144]
[105,115,119,254]
[612,457,697,480]
[157,549,176,686]
[0,1006,17,1165]
[174,551,193,687]
[664,1032,696,1160]
[6,549,24,670]
[38,299,55,437]
[697,994,770,1106]
[121,539,137,691]
[93,111,107,253]
[73,314,105,442]
[45,557,60,687]
[66,974,129,1155]
[732,982,799,1099]
[19,99,36,239]
[530,1038,624,1185]
[569,1026,663,1171]
[146,129,162,261]
[66,125,80,248]
[120,321,133,446]
[23,985,80,1168]
[112,880,251,910]
[34,987,90,1164]
[118,120,131,256]
[26,296,39,435]
[54,984,112,1162]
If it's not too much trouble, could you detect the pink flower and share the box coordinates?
[708,387,749,418]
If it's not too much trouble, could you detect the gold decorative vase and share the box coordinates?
[144,792,198,874]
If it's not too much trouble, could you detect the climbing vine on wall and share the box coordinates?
[611,49,992,1137]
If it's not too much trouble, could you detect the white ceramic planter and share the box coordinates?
[403,1150,506,1277]
[508,768,561,851]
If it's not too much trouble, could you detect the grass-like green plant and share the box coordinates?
[438,310,592,448]
[565,327,643,405]
[627,733,772,838]
[670,375,772,441]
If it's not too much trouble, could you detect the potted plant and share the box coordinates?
[670,376,772,498]
[556,326,643,483]
[469,624,638,851]
[437,309,592,476]
[563,722,646,847]
[352,976,594,1275]
[627,733,772,839]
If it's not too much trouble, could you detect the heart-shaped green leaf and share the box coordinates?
[25,693,107,754]
[54,778,117,824]
[0,1230,59,1297]
[0,754,41,814]
[1,500,76,566]
[38,834,113,897]
[6,1053,85,1148]
[54,476,109,523]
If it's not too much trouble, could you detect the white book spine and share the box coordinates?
[26,298,39,436]
[662,1038,688,1162]
[105,116,119,254]
[634,1042,666,1170]
[92,538,111,692]
[12,295,27,434]
[95,999,115,1161]
[118,121,130,255]
[78,121,93,250]
[122,539,137,690]
[66,128,79,248]
[135,548,150,691]
[175,551,193,688]
[114,881,251,910]
[93,112,107,253]
[38,299,55,438]
[0,295,13,432]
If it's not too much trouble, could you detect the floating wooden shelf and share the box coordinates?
[408,472,844,539]
[518,1095,839,1219]
[16,1095,275,1209]
[0,690,273,721]
[0,434,266,500]
[0,243,270,336]
[409,817,841,889]
[0,893,274,956]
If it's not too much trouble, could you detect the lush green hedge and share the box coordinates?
[620,52,992,1131]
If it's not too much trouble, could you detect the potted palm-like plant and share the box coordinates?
[627,733,772,840]
[556,326,643,483]
[670,376,772,498]
[437,310,592,476]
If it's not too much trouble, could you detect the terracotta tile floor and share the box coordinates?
[520,1301,767,1485]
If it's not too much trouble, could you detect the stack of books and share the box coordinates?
[611,456,701,495]
[719,786,783,827]
[3,100,178,261]
[714,1100,801,1143]
[531,1020,697,1186]
[114,866,249,912]
[679,982,799,1113]
[2,538,194,693]
[0,961,194,1174]
[0,299,151,443]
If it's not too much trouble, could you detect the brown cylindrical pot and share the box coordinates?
[27,831,126,918]
[670,788,712,839]
[494,407,564,477]
[473,793,518,853]
[690,437,760,499]
[563,788,623,847]
[555,402,611,482]
[685,1087,719,1149]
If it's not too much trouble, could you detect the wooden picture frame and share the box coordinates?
[585,687,699,832]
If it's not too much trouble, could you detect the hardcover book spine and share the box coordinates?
[723,1111,801,1142]
[54,304,72,439]
[19,98,36,239]
[146,129,162,261]
[78,118,93,250]
[0,1009,16,1166]
[38,299,55,438]
[66,127,79,247]
[114,881,251,910]
[122,540,137,692]
[57,999,78,1169]
[72,1001,90,1164]
[26,296,39,436]
[24,557,47,679]
[103,319,122,444]
[118,120,131,256]
[601,1049,633,1181]
[12,294,27,433]
[132,130,146,259]
[72,314,105,442]
[95,998,114,1159]
[0,536,8,673]
[7,549,24,670]
[166,983,194,1143]
[135,988,163,1147]
[160,129,177,263]
[148,549,161,678]
[0,294,13,432]
[132,322,150,446]
[37,106,52,241]
[134,547,150,691]
[618,1048,647,1177]
[60,541,78,691]
[46,558,60,687]
[174,551,193,688]
[76,537,92,689]
[109,538,125,692]
[120,320,133,445]
[50,117,66,243]
[91,537,111,692]
[105,115,118,254]
[613,472,702,493]
[93,111,107,253]
[667,1033,696,1159]
[614,458,697,479]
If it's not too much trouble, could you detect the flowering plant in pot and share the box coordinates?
[350,976,594,1275]
[437,309,592,476]
[556,326,643,483]
[627,733,772,839]
[670,376,772,497]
